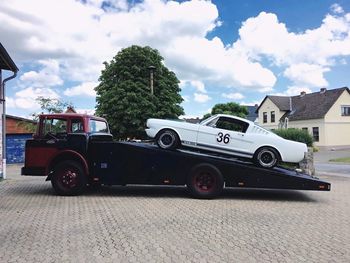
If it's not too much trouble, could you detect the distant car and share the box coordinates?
[146,114,307,168]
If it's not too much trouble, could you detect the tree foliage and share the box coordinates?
[35,97,72,114]
[203,102,249,120]
[95,45,184,139]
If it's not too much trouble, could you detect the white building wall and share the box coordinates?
[287,119,325,147]
[323,90,350,147]
[258,98,286,129]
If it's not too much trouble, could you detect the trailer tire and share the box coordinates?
[187,163,224,199]
[51,160,87,196]
[156,129,180,150]
[253,147,279,168]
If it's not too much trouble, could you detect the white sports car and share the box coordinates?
[145,114,307,168]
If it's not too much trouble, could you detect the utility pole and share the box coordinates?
[148,66,156,95]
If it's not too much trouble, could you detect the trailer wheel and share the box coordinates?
[254,147,279,168]
[156,129,180,150]
[187,164,224,199]
[51,160,87,196]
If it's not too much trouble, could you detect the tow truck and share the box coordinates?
[22,113,331,198]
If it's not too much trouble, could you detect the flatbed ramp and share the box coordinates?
[89,142,330,197]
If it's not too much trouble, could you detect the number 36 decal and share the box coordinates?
[217,132,230,144]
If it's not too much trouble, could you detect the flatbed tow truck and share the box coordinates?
[22,113,331,198]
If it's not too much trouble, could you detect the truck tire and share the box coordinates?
[253,147,279,168]
[156,129,180,150]
[51,160,87,196]
[187,163,224,199]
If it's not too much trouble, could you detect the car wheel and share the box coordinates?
[51,160,87,196]
[156,129,180,150]
[187,164,224,199]
[254,147,279,168]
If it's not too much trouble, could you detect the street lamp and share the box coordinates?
[148,66,156,95]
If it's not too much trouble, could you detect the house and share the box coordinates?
[257,87,350,148]
[6,115,37,164]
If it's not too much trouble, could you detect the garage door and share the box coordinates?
[6,134,33,164]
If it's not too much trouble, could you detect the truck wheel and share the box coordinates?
[51,161,87,196]
[156,129,180,150]
[254,147,279,168]
[187,164,224,199]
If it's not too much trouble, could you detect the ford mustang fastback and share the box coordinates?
[146,114,307,168]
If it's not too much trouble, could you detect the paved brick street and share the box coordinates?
[1,167,349,263]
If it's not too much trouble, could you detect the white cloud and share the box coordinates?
[190,80,206,93]
[234,9,350,89]
[7,87,60,110]
[182,95,190,103]
[283,63,330,87]
[76,108,96,115]
[331,3,344,14]
[64,82,98,97]
[0,0,277,95]
[1,1,350,115]
[194,93,211,103]
[19,59,63,87]
[271,86,313,97]
[222,92,244,100]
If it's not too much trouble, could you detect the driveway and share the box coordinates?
[314,149,350,177]
[1,164,349,262]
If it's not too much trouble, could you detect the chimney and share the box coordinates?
[320,88,327,93]
[300,91,306,97]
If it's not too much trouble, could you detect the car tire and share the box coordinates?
[254,147,279,168]
[51,160,87,196]
[156,129,180,150]
[187,163,224,199]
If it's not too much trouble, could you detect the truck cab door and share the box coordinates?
[24,117,69,174]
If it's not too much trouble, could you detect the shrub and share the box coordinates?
[273,128,313,147]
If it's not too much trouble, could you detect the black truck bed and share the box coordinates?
[89,142,331,192]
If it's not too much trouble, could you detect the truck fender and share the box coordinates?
[46,150,89,180]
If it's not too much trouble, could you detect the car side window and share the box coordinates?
[71,119,84,133]
[215,117,249,133]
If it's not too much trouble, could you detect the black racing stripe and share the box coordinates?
[196,143,253,157]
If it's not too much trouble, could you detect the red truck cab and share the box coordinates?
[22,113,111,177]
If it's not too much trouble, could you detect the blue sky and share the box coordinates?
[1,0,350,118]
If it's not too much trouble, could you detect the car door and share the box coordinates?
[196,116,252,157]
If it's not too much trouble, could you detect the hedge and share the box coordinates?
[273,128,313,147]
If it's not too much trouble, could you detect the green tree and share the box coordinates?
[35,96,72,114]
[95,45,184,139]
[203,102,249,120]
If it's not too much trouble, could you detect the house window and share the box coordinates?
[263,112,267,123]
[341,105,350,116]
[312,127,319,142]
[271,111,275,123]
[302,127,308,132]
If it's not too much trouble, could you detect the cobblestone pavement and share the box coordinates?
[1,170,349,262]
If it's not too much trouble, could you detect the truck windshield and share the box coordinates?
[89,119,108,133]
